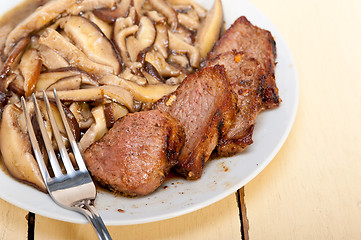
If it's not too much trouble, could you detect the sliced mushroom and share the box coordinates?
[104,102,128,128]
[51,100,81,142]
[2,74,17,94]
[168,54,190,68]
[114,0,132,17]
[145,50,182,77]
[47,75,82,91]
[154,23,169,59]
[36,71,77,91]
[172,4,192,13]
[8,74,25,96]
[78,105,108,152]
[133,0,146,15]
[39,85,134,111]
[93,0,131,23]
[18,48,42,97]
[125,16,156,62]
[0,37,30,92]
[142,0,153,11]
[36,99,81,149]
[83,12,113,39]
[112,7,138,60]
[149,0,178,32]
[142,61,165,84]
[99,74,178,103]
[28,36,41,50]
[195,0,223,60]
[167,0,207,18]
[39,28,114,77]
[178,12,200,31]
[0,103,46,192]
[165,73,186,85]
[100,85,135,111]
[142,71,160,85]
[67,0,117,15]
[173,26,194,45]
[168,31,200,68]
[35,67,98,91]
[6,92,20,105]
[145,11,164,23]
[119,68,147,86]
[37,44,70,70]
[69,102,94,130]
[137,17,157,50]
[125,37,142,63]
[4,0,77,56]
[113,25,139,64]
[113,7,137,31]
[113,20,133,36]
[59,16,121,75]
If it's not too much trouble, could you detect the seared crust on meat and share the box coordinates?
[205,51,264,156]
[83,110,185,197]
[206,16,279,109]
[154,65,237,179]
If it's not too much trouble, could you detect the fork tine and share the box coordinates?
[31,94,63,178]
[53,89,88,172]
[42,91,75,174]
[21,97,51,183]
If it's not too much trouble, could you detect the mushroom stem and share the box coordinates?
[99,74,178,103]
[149,0,178,32]
[168,31,200,68]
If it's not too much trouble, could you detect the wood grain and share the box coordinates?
[0,199,29,239]
[34,194,241,240]
[242,0,361,239]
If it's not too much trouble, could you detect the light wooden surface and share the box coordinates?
[1,0,361,239]
[244,0,361,239]
[0,199,28,239]
[34,194,241,240]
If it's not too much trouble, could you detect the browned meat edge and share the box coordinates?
[154,65,237,179]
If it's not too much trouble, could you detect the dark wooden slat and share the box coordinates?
[26,212,35,240]
[237,188,249,240]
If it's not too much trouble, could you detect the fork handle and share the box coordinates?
[74,200,112,240]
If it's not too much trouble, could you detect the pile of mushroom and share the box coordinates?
[0,0,223,191]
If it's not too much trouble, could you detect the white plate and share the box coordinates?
[0,0,298,225]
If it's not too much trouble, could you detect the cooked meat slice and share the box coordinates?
[83,110,185,197]
[205,51,264,156]
[206,16,279,109]
[154,65,237,179]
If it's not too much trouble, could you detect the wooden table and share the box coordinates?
[1,0,361,239]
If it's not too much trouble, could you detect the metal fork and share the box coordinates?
[21,89,112,240]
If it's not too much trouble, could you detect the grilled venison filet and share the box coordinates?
[154,65,237,179]
[84,110,185,197]
[205,51,264,156]
[203,16,280,156]
[206,16,279,110]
